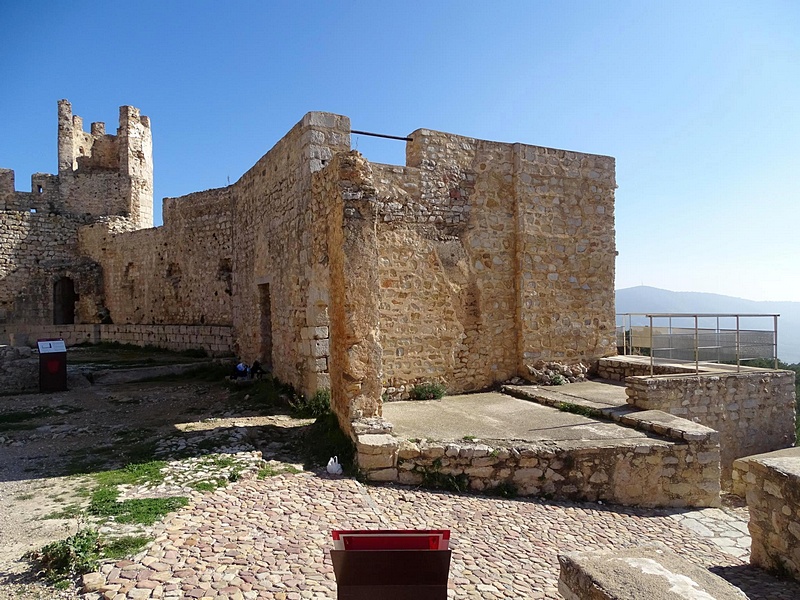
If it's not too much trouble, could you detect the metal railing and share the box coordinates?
[616,313,779,375]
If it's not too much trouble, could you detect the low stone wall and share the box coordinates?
[0,345,37,394]
[353,406,721,508]
[735,450,800,580]
[0,324,234,357]
[625,370,797,489]
[558,544,747,599]
[596,356,697,381]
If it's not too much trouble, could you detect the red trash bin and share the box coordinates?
[38,339,67,392]
[330,530,451,600]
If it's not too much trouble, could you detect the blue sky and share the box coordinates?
[1,1,798,301]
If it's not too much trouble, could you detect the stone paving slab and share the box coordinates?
[383,392,649,443]
[84,472,800,600]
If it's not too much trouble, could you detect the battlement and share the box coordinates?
[55,100,153,228]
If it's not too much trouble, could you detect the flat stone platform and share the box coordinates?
[383,390,645,444]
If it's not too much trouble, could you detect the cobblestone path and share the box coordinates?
[86,472,800,600]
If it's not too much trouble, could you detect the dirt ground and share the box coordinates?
[0,358,313,599]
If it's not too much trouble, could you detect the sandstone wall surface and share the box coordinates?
[738,452,800,580]
[230,112,350,398]
[0,324,233,356]
[625,371,797,488]
[354,406,720,508]
[368,129,616,397]
[79,187,233,327]
[0,209,101,325]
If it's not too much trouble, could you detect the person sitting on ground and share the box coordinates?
[250,360,267,380]
[234,360,250,379]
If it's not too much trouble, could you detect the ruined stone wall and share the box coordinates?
[355,407,720,508]
[79,187,233,326]
[368,130,616,397]
[317,153,384,427]
[625,371,797,488]
[0,324,233,356]
[0,209,102,325]
[57,101,153,228]
[230,112,350,397]
[739,453,800,580]
[597,356,698,381]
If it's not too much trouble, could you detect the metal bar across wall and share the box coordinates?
[351,129,413,142]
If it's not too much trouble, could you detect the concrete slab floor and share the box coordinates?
[382,391,649,443]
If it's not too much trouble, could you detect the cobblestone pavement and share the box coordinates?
[85,472,800,600]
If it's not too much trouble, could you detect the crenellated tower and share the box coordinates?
[56,99,153,228]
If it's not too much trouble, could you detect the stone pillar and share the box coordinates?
[327,152,383,427]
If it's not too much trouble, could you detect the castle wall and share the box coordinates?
[229,112,350,396]
[79,187,233,326]
[0,324,233,357]
[625,370,797,489]
[57,100,153,228]
[366,130,616,398]
[0,208,101,326]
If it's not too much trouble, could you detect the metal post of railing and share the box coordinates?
[668,316,673,360]
[649,315,654,377]
[694,315,699,375]
[774,314,779,369]
[736,315,740,372]
[716,315,720,364]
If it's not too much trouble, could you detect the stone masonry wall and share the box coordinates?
[596,356,697,381]
[355,406,720,508]
[79,187,233,327]
[740,453,800,580]
[368,129,616,397]
[625,371,797,489]
[0,324,233,356]
[57,101,154,229]
[0,209,101,325]
[230,112,350,398]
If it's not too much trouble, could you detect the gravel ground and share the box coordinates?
[0,377,309,599]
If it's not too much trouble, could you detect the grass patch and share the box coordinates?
[0,404,83,428]
[409,382,446,400]
[43,504,84,520]
[557,401,600,418]
[257,464,302,478]
[461,435,477,442]
[88,489,188,526]
[101,535,151,559]
[26,528,100,587]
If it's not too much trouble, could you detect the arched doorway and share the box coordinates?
[53,277,76,325]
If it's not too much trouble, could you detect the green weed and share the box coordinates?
[289,388,331,418]
[409,382,446,400]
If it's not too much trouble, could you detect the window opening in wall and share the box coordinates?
[37,185,43,193]
[258,283,273,370]
[53,277,76,325]
[30,208,37,213]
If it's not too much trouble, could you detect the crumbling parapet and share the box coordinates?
[355,402,721,508]
[625,370,797,489]
[735,449,800,581]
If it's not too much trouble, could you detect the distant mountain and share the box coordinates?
[615,286,800,364]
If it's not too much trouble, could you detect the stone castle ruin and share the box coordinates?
[1,100,616,427]
[6,101,800,585]
[4,100,796,515]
